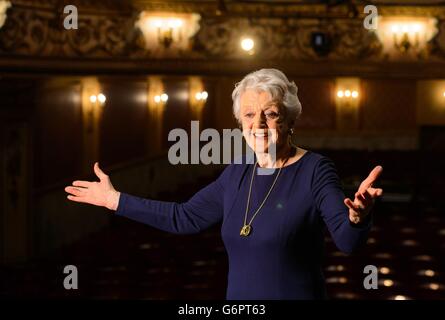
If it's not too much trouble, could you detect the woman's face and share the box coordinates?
[239,89,291,155]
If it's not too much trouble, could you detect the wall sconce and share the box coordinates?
[189,77,208,121]
[335,78,361,131]
[147,77,168,152]
[154,19,182,48]
[0,1,11,29]
[337,90,359,99]
[136,12,200,51]
[87,93,106,133]
[81,78,104,172]
[391,24,420,53]
[375,16,438,58]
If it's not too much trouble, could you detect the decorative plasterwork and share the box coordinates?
[0,1,444,63]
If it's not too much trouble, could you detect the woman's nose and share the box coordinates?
[253,113,267,128]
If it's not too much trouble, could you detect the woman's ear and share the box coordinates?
[288,120,295,132]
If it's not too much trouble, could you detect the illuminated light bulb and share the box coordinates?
[394,295,408,300]
[167,19,175,28]
[412,24,421,33]
[241,38,254,51]
[345,90,351,97]
[383,279,394,287]
[402,25,409,33]
[168,19,182,28]
[429,283,440,290]
[195,92,202,100]
[98,93,106,103]
[443,91,445,98]
[402,239,418,246]
[154,95,161,103]
[391,25,399,33]
[325,276,348,283]
[201,91,208,100]
[89,95,97,103]
[418,270,435,277]
[160,93,168,102]
[336,265,345,271]
[337,90,344,98]
[152,20,162,28]
[380,267,390,275]
[326,265,345,272]
[352,91,359,98]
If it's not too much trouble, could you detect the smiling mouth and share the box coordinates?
[252,132,269,138]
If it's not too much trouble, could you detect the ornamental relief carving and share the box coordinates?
[0,2,445,62]
[194,18,383,61]
[0,5,147,57]
[431,20,445,59]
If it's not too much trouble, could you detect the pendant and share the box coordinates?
[240,224,252,237]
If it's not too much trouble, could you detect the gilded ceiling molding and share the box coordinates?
[194,17,383,60]
[132,2,364,19]
[431,20,445,59]
[380,6,445,19]
[133,1,445,19]
[0,2,146,57]
[10,0,133,11]
[0,1,445,64]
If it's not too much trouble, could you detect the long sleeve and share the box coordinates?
[115,167,228,234]
[311,157,371,254]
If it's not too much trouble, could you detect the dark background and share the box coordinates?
[1,0,444,300]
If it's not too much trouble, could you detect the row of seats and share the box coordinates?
[1,150,443,299]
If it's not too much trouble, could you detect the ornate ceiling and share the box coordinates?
[1,0,445,75]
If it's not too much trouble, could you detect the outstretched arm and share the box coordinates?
[312,158,383,254]
[65,162,225,234]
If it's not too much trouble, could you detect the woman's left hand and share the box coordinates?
[344,166,383,224]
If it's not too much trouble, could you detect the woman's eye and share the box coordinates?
[265,112,279,119]
[245,113,254,118]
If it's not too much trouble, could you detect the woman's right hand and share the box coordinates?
[65,162,120,211]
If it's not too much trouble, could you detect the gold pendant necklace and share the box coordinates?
[240,156,290,237]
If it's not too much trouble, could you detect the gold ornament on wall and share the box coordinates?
[81,78,105,172]
[335,78,361,131]
[189,77,207,123]
[375,16,438,59]
[147,77,168,153]
[135,11,200,53]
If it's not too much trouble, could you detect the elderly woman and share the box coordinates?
[65,68,383,300]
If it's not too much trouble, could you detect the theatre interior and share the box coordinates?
[1,0,445,300]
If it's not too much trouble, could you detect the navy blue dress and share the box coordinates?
[115,151,371,299]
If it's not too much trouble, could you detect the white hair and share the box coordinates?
[231,68,302,125]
